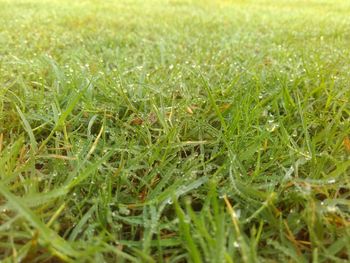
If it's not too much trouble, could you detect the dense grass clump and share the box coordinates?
[1,0,350,262]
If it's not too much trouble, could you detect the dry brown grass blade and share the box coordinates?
[0,133,3,153]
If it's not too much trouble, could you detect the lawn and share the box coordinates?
[0,0,350,262]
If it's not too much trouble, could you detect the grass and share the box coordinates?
[1,0,350,261]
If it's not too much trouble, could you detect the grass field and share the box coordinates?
[1,0,350,262]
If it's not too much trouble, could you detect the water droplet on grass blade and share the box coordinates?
[326,206,337,213]
[235,209,241,219]
[233,241,240,248]
[119,206,130,215]
[328,179,336,184]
